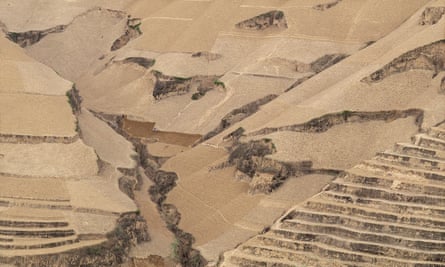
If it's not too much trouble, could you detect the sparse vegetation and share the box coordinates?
[236,10,288,30]
[341,110,352,121]
[152,69,162,77]
[129,22,142,34]
[7,32,18,41]
[174,76,192,82]
[75,120,80,133]
[85,246,103,256]
[170,238,180,262]
[66,90,75,112]
[122,57,155,68]
[191,92,203,100]
[228,139,277,177]
[201,95,277,142]
[4,2,444,267]
[214,79,226,88]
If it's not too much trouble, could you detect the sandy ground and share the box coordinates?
[0,175,69,201]
[0,140,98,177]
[0,93,76,137]
[130,169,175,259]
[0,6,140,257]
[0,206,65,221]
[146,142,188,158]
[0,36,72,95]
[65,212,119,235]
[72,9,373,136]
[78,61,152,117]
[26,8,128,81]
[0,0,133,32]
[0,35,33,62]
[79,109,137,169]
[49,0,430,138]
[198,174,333,262]
[209,3,445,145]
[162,143,333,262]
[259,117,419,170]
[65,165,136,213]
[137,74,295,134]
[67,178,137,214]
[125,0,428,53]
[1,0,443,262]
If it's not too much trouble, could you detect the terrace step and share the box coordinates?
[0,235,78,250]
[428,127,445,141]
[0,219,69,228]
[342,169,445,197]
[0,226,75,238]
[414,134,445,151]
[239,242,368,266]
[375,151,445,171]
[257,231,445,261]
[304,199,445,239]
[226,249,329,267]
[0,234,13,242]
[323,190,445,217]
[0,197,73,210]
[359,160,445,181]
[328,180,445,208]
[0,238,106,256]
[272,218,445,252]
[286,210,445,239]
[394,143,445,159]
[271,224,445,254]
[240,240,445,266]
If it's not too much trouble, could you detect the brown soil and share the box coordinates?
[122,118,201,147]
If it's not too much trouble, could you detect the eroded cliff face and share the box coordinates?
[236,10,287,30]
[441,76,445,94]
[419,6,445,25]
[7,25,66,47]
[111,17,142,51]
[152,71,221,100]
[119,57,155,69]
[281,53,348,92]
[208,138,314,195]
[249,109,424,136]
[313,0,342,11]
[88,112,206,267]
[219,109,424,194]
[363,40,445,83]
[201,95,278,142]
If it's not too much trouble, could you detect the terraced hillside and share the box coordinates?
[0,26,146,266]
[221,124,445,267]
[0,0,444,266]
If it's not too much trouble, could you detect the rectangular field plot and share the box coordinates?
[0,94,76,137]
[0,176,69,201]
